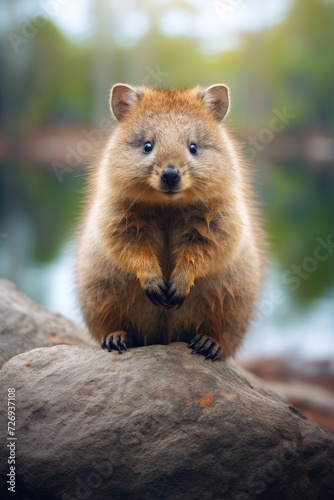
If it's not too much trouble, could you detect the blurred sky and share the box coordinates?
[1,0,292,51]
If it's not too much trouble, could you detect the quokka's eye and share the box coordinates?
[189,143,198,155]
[143,141,154,154]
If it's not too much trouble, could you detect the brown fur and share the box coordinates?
[76,84,264,360]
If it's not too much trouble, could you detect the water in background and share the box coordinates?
[1,162,333,362]
[10,238,334,362]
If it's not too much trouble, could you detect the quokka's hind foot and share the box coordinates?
[189,334,222,361]
[101,331,129,353]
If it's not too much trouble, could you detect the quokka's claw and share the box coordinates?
[189,334,222,361]
[101,332,128,353]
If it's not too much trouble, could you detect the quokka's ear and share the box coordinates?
[110,84,143,121]
[199,84,230,121]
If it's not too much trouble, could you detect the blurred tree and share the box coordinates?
[233,0,334,130]
[1,0,334,307]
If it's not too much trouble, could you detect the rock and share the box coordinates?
[263,381,334,435]
[1,343,334,500]
[0,279,97,367]
[240,356,334,434]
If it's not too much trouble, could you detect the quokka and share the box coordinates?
[77,83,263,361]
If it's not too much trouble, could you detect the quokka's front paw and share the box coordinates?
[164,274,192,309]
[189,334,222,361]
[101,331,128,353]
[142,274,168,307]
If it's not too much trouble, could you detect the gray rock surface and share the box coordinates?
[1,343,334,500]
[0,279,97,366]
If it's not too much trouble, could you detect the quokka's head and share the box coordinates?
[104,83,240,204]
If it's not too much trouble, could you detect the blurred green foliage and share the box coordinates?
[264,165,334,302]
[0,0,333,306]
[2,0,333,130]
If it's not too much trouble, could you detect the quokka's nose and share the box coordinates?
[161,166,181,187]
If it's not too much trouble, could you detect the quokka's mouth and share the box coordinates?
[159,189,182,196]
